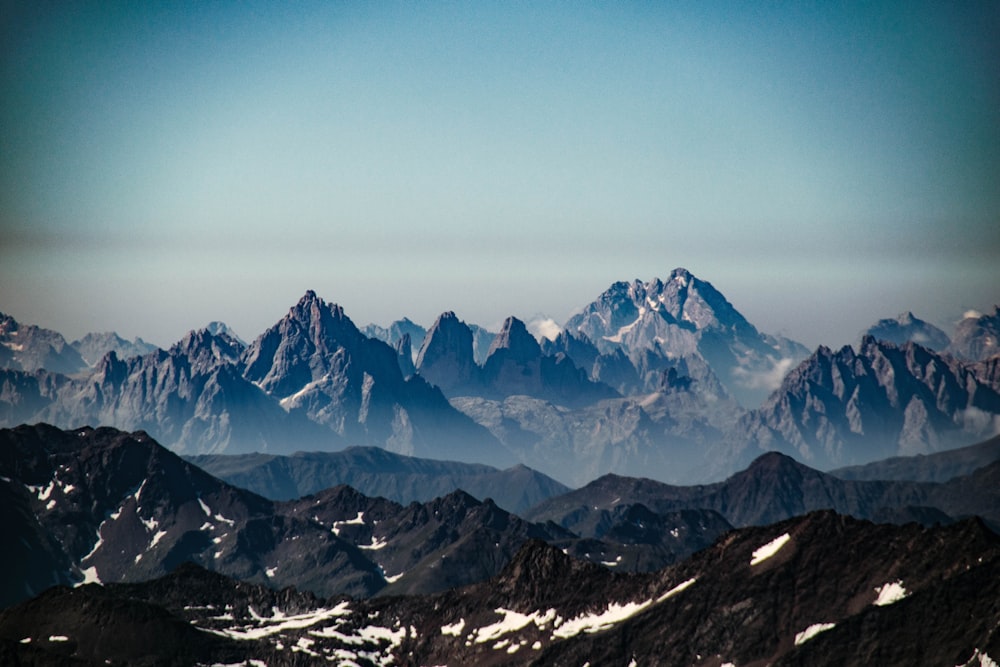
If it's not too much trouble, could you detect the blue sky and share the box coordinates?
[2,1,998,349]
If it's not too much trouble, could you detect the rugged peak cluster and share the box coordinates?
[1,271,998,487]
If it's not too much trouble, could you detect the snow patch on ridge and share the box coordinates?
[470,608,557,644]
[795,622,836,645]
[208,602,353,640]
[552,600,651,639]
[279,375,331,407]
[331,511,364,536]
[750,533,790,565]
[441,618,465,636]
[78,566,101,586]
[873,580,908,606]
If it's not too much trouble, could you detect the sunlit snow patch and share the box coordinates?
[440,618,465,636]
[359,536,388,551]
[795,622,836,645]
[750,532,790,565]
[552,600,653,639]
[471,608,557,644]
[331,511,365,536]
[873,580,908,606]
[960,649,999,667]
[206,602,353,640]
[657,577,697,602]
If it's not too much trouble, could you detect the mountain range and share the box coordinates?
[6,422,1000,608]
[526,446,1000,533]
[718,336,1000,476]
[2,510,996,666]
[2,269,998,486]
[186,446,569,515]
[2,424,738,609]
[3,271,999,666]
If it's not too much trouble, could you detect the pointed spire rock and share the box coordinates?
[486,317,541,365]
[415,312,478,394]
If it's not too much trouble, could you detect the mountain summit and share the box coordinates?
[862,311,950,351]
[564,268,809,406]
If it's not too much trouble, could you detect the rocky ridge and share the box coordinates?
[1,511,996,666]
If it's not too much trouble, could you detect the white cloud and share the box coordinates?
[962,309,984,320]
[733,357,796,392]
[957,407,1000,437]
[527,316,562,342]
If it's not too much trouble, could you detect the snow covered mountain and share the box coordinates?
[563,268,810,407]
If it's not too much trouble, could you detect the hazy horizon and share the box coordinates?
[3,2,998,351]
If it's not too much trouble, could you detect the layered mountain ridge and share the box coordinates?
[0,295,512,468]
[2,270,997,485]
[187,445,570,515]
[2,510,996,666]
[721,336,1000,475]
[1,424,732,609]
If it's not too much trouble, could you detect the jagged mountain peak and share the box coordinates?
[70,331,160,367]
[562,269,807,407]
[241,291,368,397]
[862,311,950,351]
[203,321,245,346]
[0,311,87,375]
[728,335,1000,475]
[949,305,1000,361]
[487,316,541,362]
[414,311,477,392]
[168,328,245,372]
[289,290,352,331]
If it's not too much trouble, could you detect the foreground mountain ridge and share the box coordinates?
[5,422,1000,612]
[1,423,733,609]
[2,510,996,666]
